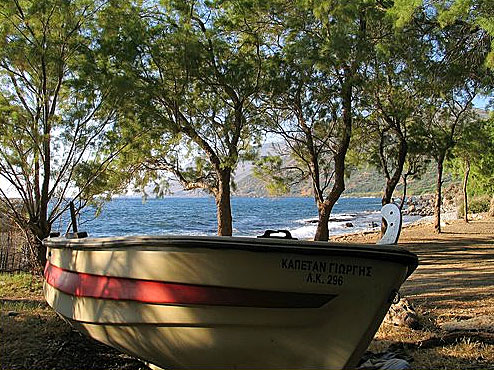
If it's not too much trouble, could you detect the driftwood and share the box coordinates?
[405,331,494,350]
[384,298,420,329]
[441,315,494,333]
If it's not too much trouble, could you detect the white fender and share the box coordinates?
[377,203,402,245]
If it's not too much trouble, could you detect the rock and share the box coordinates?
[345,222,354,227]
[384,298,420,329]
[405,195,436,216]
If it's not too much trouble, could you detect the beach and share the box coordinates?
[1,213,493,369]
[332,214,494,369]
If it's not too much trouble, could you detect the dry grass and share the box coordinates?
[333,214,494,369]
[0,273,148,370]
[412,341,494,370]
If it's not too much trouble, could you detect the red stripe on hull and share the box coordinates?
[44,262,334,308]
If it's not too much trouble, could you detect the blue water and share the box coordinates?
[56,197,419,239]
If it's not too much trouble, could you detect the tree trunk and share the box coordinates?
[382,139,408,206]
[28,225,50,274]
[215,170,233,236]
[400,174,408,211]
[380,135,407,235]
[463,159,470,223]
[34,238,47,273]
[314,202,331,241]
[434,154,445,233]
[489,194,494,217]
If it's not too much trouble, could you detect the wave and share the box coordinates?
[289,225,317,239]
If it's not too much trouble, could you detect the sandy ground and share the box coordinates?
[332,214,494,369]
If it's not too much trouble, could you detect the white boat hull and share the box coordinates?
[43,235,417,369]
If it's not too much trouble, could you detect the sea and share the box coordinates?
[60,197,421,239]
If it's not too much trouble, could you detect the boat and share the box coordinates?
[43,204,418,369]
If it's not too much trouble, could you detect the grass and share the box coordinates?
[0,273,147,370]
[0,272,48,313]
[2,299,47,312]
[411,340,494,369]
[0,272,44,298]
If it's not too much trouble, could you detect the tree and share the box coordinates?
[434,0,494,218]
[101,0,265,236]
[459,115,494,216]
[447,116,488,222]
[422,88,481,232]
[358,20,431,227]
[425,39,490,232]
[392,0,492,232]
[256,0,394,241]
[0,0,129,270]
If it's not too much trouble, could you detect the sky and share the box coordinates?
[473,95,492,110]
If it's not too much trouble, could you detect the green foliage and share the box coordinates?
[457,194,491,217]
[103,0,265,189]
[437,0,494,68]
[0,0,132,263]
[97,0,272,234]
[467,117,494,195]
[448,112,494,197]
[253,156,291,196]
[390,0,494,69]
[387,0,423,29]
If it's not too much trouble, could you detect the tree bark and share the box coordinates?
[28,224,50,274]
[434,153,445,233]
[463,159,470,223]
[489,194,494,217]
[215,170,233,236]
[381,137,407,235]
[314,202,331,241]
[400,174,408,211]
[34,238,47,273]
[382,138,408,206]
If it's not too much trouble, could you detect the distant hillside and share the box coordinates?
[233,161,451,198]
[156,141,453,199]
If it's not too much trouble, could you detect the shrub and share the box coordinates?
[457,195,491,217]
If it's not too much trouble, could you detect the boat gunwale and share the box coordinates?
[44,235,418,277]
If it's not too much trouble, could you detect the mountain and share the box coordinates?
[233,161,448,198]
[137,140,450,198]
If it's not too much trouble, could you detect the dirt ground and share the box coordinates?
[332,214,494,369]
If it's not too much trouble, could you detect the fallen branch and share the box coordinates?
[410,331,494,349]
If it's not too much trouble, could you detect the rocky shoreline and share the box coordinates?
[403,194,457,218]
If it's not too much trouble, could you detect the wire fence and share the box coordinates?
[0,215,31,273]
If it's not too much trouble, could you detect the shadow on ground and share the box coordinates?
[0,307,148,370]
